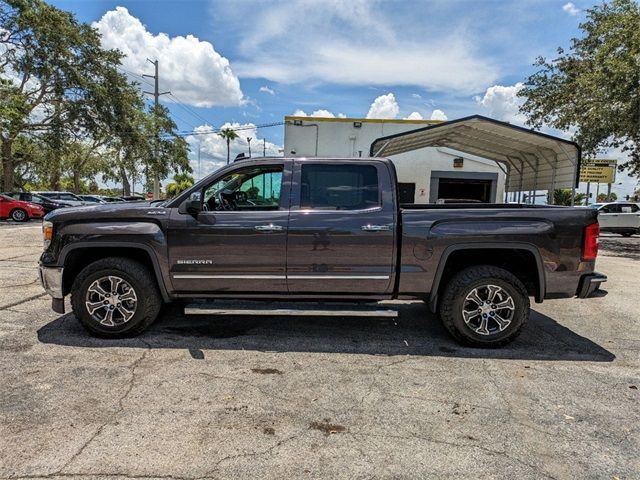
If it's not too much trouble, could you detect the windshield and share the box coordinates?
[589,204,603,209]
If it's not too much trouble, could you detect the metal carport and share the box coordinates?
[369,115,581,204]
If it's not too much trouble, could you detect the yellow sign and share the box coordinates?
[579,159,617,183]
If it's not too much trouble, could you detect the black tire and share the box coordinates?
[71,257,162,338]
[10,208,28,222]
[439,265,530,347]
[621,232,633,237]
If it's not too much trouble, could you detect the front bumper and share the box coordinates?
[577,272,607,298]
[39,265,65,313]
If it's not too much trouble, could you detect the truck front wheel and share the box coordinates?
[70,257,162,338]
[439,265,529,347]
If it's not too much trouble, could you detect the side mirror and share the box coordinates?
[185,191,202,215]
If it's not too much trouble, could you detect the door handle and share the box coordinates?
[254,224,284,232]
[361,224,391,232]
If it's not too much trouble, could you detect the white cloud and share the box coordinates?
[430,109,448,121]
[475,83,526,124]
[259,85,275,95]
[411,93,422,99]
[93,7,242,107]
[404,112,424,120]
[292,108,344,118]
[562,2,580,16]
[223,1,499,94]
[186,123,282,178]
[367,93,399,119]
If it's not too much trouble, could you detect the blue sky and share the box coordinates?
[47,0,638,196]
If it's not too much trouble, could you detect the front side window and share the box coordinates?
[203,165,283,211]
[300,164,379,210]
[600,204,619,214]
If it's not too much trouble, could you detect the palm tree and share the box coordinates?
[165,172,194,197]
[553,189,587,206]
[218,128,239,165]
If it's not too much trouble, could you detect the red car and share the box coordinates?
[0,193,45,222]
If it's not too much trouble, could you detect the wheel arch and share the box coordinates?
[9,207,28,220]
[60,243,170,302]
[428,243,545,313]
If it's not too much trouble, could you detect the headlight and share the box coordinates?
[42,221,53,249]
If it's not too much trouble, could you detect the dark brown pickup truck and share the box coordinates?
[39,157,606,346]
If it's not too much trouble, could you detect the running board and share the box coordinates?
[184,302,398,318]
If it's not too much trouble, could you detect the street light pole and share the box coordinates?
[247,137,252,158]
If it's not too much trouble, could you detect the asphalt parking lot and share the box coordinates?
[0,221,638,479]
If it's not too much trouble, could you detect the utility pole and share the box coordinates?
[263,138,266,157]
[197,140,202,180]
[247,137,252,157]
[143,59,170,199]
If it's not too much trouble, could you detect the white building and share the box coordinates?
[284,116,506,204]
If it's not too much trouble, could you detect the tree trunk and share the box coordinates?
[226,139,230,165]
[50,167,61,191]
[1,138,14,192]
[120,164,131,196]
[72,170,81,193]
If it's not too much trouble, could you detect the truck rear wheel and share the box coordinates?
[71,257,162,338]
[439,265,529,347]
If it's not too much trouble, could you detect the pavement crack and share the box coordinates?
[0,292,47,311]
[199,433,301,478]
[55,343,152,475]
[349,431,558,479]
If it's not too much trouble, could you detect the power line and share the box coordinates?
[167,92,213,126]
[175,121,284,137]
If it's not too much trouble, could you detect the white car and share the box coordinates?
[591,202,640,237]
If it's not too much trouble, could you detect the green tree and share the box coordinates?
[165,172,194,197]
[148,104,191,184]
[553,189,587,206]
[519,0,640,176]
[218,127,239,165]
[0,0,127,190]
[597,192,618,202]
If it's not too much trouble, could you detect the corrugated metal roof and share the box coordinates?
[369,115,580,191]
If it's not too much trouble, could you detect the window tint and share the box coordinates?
[600,204,619,213]
[58,193,81,201]
[621,204,639,213]
[300,164,379,210]
[398,183,416,204]
[203,166,283,211]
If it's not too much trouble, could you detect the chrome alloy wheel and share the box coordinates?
[12,209,26,221]
[461,284,515,336]
[85,275,138,326]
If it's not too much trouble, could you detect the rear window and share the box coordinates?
[300,164,379,210]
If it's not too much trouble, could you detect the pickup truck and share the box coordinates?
[39,157,606,347]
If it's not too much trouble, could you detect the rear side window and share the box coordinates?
[621,204,639,213]
[300,164,379,210]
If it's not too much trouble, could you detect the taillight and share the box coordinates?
[582,223,599,261]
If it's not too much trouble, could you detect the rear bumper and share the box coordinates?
[577,272,607,298]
